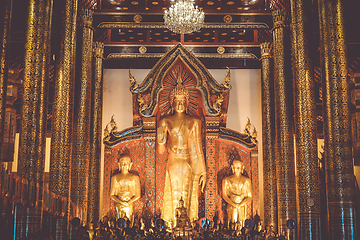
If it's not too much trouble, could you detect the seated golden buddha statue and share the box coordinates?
[175,197,191,229]
[222,160,252,228]
[157,76,206,227]
[110,155,141,227]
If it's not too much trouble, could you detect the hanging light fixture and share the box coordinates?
[164,0,205,34]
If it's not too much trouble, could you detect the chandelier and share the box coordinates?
[164,0,205,34]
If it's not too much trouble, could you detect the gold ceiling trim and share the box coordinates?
[104,44,259,47]
[93,12,271,16]
[194,53,257,58]
[97,22,165,28]
[107,53,164,58]
[97,22,269,29]
[205,12,272,16]
[107,52,257,59]
[204,23,269,28]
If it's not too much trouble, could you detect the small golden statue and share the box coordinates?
[110,155,141,226]
[222,160,252,228]
[264,225,277,240]
[157,76,206,226]
[175,197,191,228]
[87,222,95,240]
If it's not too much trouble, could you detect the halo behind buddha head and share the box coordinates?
[170,76,189,108]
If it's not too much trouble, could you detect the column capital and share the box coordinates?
[80,8,93,28]
[93,42,104,58]
[272,10,289,29]
[260,42,272,59]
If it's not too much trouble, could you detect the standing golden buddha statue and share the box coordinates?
[157,76,206,227]
[222,160,252,228]
[110,155,141,226]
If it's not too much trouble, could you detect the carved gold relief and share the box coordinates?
[137,93,148,115]
[80,9,94,28]
[107,52,258,59]
[272,10,289,30]
[97,22,269,29]
[129,69,139,93]
[223,14,233,23]
[139,46,147,54]
[212,92,224,115]
[222,66,231,90]
[133,14,142,23]
[104,115,118,141]
[217,46,225,55]
[93,42,104,58]
[260,42,271,60]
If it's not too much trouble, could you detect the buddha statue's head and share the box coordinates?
[170,76,189,113]
[231,159,245,175]
[179,197,185,208]
[118,155,132,173]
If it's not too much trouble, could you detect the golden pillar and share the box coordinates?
[2,69,18,163]
[272,10,297,239]
[260,42,277,231]
[18,0,52,187]
[49,0,77,237]
[290,0,321,239]
[87,41,103,224]
[16,0,52,238]
[318,0,357,239]
[0,0,12,151]
[0,0,12,192]
[71,8,93,219]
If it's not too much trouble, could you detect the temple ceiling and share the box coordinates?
[6,0,360,136]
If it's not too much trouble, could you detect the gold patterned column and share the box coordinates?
[16,0,52,238]
[290,0,321,239]
[0,0,12,151]
[2,70,18,163]
[272,10,297,239]
[87,41,103,224]
[0,0,12,192]
[71,9,93,218]
[260,42,277,231]
[318,0,357,239]
[49,0,78,237]
[18,0,52,188]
